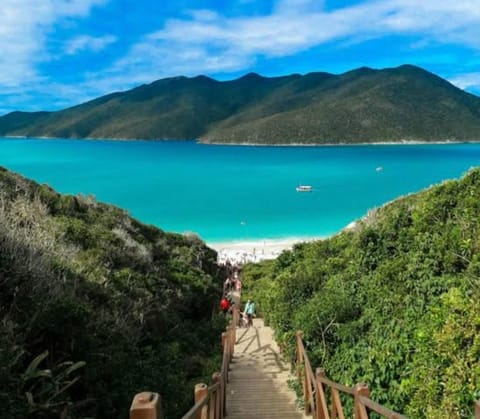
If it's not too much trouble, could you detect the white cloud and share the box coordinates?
[3,0,480,113]
[23,0,477,111]
[377,0,480,46]
[0,0,107,87]
[64,35,117,55]
[101,0,480,88]
[449,72,480,91]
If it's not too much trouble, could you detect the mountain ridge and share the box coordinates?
[1,64,480,144]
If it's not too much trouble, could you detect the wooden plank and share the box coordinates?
[225,319,304,419]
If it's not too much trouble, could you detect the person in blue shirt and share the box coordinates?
[244,299,256,328]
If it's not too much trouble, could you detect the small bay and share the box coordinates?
[1,138,480,243]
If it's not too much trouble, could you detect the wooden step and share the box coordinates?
[225,318,306,419]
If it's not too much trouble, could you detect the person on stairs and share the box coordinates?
[244,299,256,328]
[220,295,230,314]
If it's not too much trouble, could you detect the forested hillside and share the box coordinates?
[0,167,224,418]
[243,169,480,418]
[1,65,480,144]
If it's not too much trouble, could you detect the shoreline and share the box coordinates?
[2,136,480,147]
[199,139,480,147]
[208,236,326,264]
[208,219,362,264]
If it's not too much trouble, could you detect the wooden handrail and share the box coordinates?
[130,309,478,419]
[296,331,316,414]
[296,330,407,419]
[181,382,221,419]
[130,300,240,419]
[359,396,407,419]
[318,370,355,395]
[181,306,239,419]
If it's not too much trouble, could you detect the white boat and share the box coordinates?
[296,185,312,192]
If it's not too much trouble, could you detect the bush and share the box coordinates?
[0,168,225,418]
[244,168,480,418]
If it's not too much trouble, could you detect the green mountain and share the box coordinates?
[243,168,480,418]
[2,65,480,144]
[0,167,224,418]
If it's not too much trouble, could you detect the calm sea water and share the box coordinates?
[1,138,480,243]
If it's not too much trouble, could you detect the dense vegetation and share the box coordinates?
[0,167,225,418]
[243,168,480,418]
[1,65,480,144]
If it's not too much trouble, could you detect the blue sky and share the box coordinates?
[1,0,480,115]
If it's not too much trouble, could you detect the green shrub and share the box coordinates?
[245,168,480,418]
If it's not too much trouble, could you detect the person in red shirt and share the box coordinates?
[220,297,230,313]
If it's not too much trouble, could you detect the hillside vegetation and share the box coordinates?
[0,167,224,418]
[243,169,480,418]
[1,65,480,144]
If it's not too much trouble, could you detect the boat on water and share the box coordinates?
[296,185,312,192]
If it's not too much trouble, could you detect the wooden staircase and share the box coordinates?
[129,266,480,419]
[225,318,306,419]
[129,314,480,419]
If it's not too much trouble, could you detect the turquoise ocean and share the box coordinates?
[1,138,480,243]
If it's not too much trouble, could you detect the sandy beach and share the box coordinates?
[208,218,362,264]
[208,236,325,264]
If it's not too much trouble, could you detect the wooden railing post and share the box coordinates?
[296,331,304,365]
[194,383,208,419]
[475,400,480,419]
[212,372,222,419]
[315,368,329,419]
[130,392,161,419]
[331,385,345,419]
[305,360,313,415]
[354,383,370,419]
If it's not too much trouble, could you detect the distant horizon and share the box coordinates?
[1,0,480,115]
